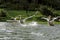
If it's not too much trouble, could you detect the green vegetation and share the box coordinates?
[0,0,60,10]
[7,10,35,17]
[0,9,60,24]
[7,10,60,24]
[0,0,60,23]
[7,10,42,21]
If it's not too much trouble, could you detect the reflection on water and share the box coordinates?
[0,22,60,40]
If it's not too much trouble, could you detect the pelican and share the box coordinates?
[59,19,60,21]
[16,11,38,24]
[58,16,60,21]
[6,11,38,27]
[22,11,38,23]
[22,14,35,23]
[42,15,59,26]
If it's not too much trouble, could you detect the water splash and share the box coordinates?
[19,21,38,27]
[28,21,38,26]
[7,21,38,27]
[20,24,27,27]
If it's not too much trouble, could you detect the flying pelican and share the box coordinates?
[22,14,35,23]
[21,11,38,23]
[42,15,59,26]
[7,11,38,24]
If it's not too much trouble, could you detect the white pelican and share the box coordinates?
[22,14,35,23]
[42,15,59,26]
[22,11,38,23]
[59,19,60,21]
[6,11,38,27]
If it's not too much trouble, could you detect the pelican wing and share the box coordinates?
[22,11,38,23]
[51,17,58,22]
[42,17,49,21]
[23,15,35,23]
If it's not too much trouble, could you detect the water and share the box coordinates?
[0,22,60,40]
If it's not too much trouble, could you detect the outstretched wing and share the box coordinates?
[23,11,38,23]
[51,17,58,22]
[41,17,49,21]
[23,15,35,23]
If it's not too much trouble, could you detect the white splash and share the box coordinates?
[28,21,38,26]
[20,24,27,27]
[19,21,38,27]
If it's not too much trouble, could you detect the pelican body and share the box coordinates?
[42,15,58,26]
